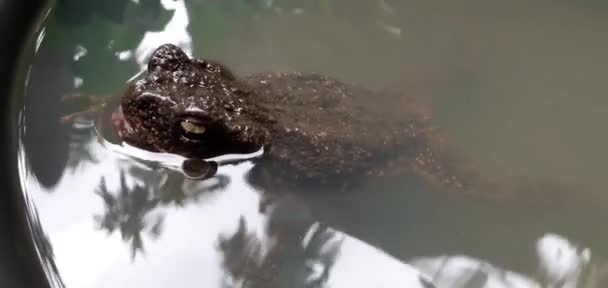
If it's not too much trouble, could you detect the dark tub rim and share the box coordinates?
[0,0,54,287]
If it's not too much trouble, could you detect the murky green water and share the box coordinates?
[18,0,608,287]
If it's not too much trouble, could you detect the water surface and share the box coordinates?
[18,0,608,287]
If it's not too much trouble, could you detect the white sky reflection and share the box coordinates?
[134,0,192,69]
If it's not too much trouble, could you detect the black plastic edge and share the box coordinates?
[0,0,54,288]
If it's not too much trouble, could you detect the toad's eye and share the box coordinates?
[178,117,207,141]
[181,119,206,134]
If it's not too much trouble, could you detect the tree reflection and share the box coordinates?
[23,195,66,288]
[94,172,162,257]
[218,198,341,288]
[93,165,230,257]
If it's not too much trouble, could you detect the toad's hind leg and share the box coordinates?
[401,140,569,202]
[390,137,502,198]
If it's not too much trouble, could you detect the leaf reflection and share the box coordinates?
[218,198,341,288]
[93,165,230,257]
[25,197,66,288]
[93,172,161,257]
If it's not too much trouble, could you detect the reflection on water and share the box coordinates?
[17,0,608,287]
[92,160,229,257]
[20,129,434,287]
[411,233,593,288]
[94,172,165,257]
[217,212,340,287]
[18,190,66,288]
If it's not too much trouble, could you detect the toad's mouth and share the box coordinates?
[111,105,134,140]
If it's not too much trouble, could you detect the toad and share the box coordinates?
[66,44,484,194]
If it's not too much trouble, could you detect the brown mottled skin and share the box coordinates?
[119,44,478,193]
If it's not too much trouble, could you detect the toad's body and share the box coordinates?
[118,44,473,192]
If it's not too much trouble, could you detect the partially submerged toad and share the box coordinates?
[67,44,483,193]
